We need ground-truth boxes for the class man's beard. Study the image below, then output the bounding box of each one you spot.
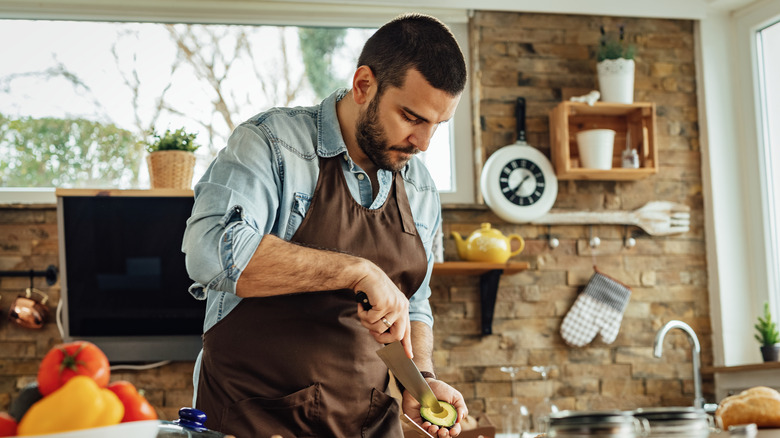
[355,95,417,172]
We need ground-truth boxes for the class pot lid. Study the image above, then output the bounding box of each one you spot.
[550,410,634,426]
[632,407,708,421]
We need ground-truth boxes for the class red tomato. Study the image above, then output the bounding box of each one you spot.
[37,341,110,396]
[0,412,17,437]
[107,381,158,422]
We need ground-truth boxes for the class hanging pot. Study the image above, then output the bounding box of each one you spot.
[597,58,635,104]
[9,288,50,329]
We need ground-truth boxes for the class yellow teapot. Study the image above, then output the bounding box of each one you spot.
[451,223,525,263]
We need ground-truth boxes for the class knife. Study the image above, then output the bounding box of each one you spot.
[376,341,444,414]
[354,293,444,414]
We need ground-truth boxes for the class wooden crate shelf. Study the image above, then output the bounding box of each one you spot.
[549,101,658,180]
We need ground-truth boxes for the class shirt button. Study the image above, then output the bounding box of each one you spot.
[357,174,365,181]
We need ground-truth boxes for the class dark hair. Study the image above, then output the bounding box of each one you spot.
[357,13,467,97]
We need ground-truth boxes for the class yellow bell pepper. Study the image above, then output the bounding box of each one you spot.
[18,375,124,435]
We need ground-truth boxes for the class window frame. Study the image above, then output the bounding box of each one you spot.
[0,2,474,204]
[700,0,780,367]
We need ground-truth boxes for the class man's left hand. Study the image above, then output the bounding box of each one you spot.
[401,378,468,438]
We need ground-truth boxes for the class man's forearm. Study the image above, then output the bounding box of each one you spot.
[236,234,368,297]
[411,320,435,374]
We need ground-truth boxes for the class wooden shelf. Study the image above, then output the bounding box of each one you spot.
[432,261,530,276]
[432,261,529,335]
[549,101,658,180]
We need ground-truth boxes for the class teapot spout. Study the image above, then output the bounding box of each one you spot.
[451,231,467,260]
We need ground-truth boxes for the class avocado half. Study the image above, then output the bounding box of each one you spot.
[420,401,457,428]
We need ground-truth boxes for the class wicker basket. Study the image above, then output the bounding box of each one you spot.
[146,150,196,189]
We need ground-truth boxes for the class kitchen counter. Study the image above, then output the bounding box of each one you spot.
[711,428,780,437]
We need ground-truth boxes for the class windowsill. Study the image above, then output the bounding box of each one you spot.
[0,188,57,205]
[704,361,780,374]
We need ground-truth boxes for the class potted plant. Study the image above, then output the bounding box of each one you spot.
[755,302,780,362]
[597,25,636,104]
[145,128,200,189]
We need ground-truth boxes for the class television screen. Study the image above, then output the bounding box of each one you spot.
[56,189,205,363]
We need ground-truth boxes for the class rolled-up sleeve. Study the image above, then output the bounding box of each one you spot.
[181,124,280,299]
[407,205,441,328]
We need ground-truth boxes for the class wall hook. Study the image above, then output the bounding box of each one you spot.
[589,225,601,248]
[623,225,637,249]
[547,225,559,249]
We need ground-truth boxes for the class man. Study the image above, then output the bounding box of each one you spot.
[182,13,468,438]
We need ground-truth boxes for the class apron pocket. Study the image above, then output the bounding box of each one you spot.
[219,382,322,438]
[360,388,402,438]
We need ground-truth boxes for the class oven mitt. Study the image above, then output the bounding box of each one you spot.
[560,270,631,347]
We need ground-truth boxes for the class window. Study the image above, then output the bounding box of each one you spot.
[757,19,780,316]
[0,8,473,203]
[708,0,780,366]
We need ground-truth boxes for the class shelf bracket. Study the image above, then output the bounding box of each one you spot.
[479,269,504,335]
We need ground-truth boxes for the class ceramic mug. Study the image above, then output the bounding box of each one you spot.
[577,129,616,169]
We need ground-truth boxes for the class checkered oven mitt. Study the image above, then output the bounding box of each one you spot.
[560,270,632,347]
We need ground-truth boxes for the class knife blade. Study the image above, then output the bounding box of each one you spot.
[376,341,443,413]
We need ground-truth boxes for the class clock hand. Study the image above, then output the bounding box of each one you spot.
[512,175,532,194]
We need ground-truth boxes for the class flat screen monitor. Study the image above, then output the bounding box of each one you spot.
[56,189,205,363]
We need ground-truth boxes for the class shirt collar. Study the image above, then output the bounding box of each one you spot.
[317,88,350,159]
[316,88,410,178]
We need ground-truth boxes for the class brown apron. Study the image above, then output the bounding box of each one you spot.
[196,155,428,438]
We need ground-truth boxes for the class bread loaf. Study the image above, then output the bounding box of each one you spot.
[716,386,780,429]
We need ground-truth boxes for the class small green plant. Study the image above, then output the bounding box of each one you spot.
[145,128,200,153]
[597,25,636,62]
[755,302,780,346]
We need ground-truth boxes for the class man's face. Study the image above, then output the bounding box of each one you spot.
[355,69,461,172]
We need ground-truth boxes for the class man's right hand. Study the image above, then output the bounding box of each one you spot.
[352,261,413,358]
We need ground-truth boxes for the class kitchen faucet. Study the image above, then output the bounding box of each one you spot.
[653,320,705,409]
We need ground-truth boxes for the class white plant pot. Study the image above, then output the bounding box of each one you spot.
[577,129,616,169]
[597,58,635,104]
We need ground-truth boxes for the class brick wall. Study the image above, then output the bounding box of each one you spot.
[0,205,192,420]
[433,11,708,418]
[0,10,709,427]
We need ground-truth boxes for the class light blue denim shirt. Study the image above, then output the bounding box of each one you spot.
[182,88,440,339]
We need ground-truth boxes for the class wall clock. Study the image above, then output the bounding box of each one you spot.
[480,98,558,223]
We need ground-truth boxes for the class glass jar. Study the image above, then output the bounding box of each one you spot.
[632,407,711,437]
[548,410,647,438]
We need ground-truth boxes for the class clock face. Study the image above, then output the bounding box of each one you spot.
[481,144,558,223]
[499,158,546,206]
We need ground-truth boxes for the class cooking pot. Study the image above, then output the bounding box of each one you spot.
[548,410,649,438]
[157,407,232,437]
[632,407,712,437]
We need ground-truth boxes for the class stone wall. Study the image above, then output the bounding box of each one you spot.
[0,10,709,427]
[434,11,708,418]
[0,205,193,420]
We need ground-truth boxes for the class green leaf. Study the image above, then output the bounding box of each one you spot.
[755,302,780,346]
[145,128,200,153]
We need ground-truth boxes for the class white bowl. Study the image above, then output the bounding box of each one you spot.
[17,420,160,438]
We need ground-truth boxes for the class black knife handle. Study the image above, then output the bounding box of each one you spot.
[355,291,372,310]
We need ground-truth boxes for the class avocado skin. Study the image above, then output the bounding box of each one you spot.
[420,400,457,428]
[9,382,43,422]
